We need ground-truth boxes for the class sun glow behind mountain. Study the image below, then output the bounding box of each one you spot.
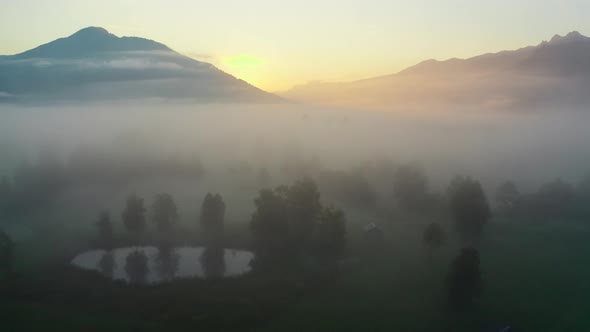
[221,54,267,87]
[2,0,590,92]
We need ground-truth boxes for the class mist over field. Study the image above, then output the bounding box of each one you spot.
[1,102,589,193]
[4,100,590,332]
[2,101,589,258]
[4,5,590,331]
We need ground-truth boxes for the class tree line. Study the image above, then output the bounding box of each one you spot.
[96,192,225,249]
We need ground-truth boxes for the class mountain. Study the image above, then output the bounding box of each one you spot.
[0,27,281,103]
[282,31,590,111]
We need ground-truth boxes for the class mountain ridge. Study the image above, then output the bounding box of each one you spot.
[282,31,590,111]
[351,31,590,81]
[0,27,282,103]
[8,27,173,59]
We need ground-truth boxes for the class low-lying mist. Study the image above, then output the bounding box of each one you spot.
[2,101,590,332]
[1,102,589,189]
[1,101,590,233]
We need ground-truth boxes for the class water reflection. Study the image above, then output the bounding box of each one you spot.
[98,251,115,278]
[155,245,179,281]
[125,250,149,284]
[200,246,226,279]
[72,246,253,284]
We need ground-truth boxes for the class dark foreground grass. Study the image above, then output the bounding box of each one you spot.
[258,217,590,332]
[1,216,589,332]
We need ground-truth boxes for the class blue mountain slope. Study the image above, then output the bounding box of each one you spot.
[0,27,281,103]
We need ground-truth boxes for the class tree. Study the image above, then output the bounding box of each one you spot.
[448,177,490,243]
[201,246,226,279]
[250,188,290,265]
[200,193,225,246]
[96,211,113,249]
[250,178,345,268]
[125,250,149,284]
[0,230,13,275]
[284,178,322,247]
[447,248,483,309]
[423,222,445,258]
[98,251,115,278]
[314,206,347,260]
[152,193,178,233]
[251,178,321,261]
[122,194,146,243]
[495,181,520,211]
[155,245,179,281]
[393,164,430,212]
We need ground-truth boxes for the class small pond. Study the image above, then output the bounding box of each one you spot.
[71,246,254,284]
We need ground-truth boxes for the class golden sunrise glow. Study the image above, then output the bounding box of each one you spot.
[1,0,590,91]
[220,54,267,87]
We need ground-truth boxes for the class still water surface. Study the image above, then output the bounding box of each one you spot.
[71,246,254,283]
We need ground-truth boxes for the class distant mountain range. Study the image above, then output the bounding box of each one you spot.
[0,27,281,103]
[3,28,590,109]
[282,31,590,111]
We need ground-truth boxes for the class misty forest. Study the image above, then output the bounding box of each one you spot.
[2,22,590,332]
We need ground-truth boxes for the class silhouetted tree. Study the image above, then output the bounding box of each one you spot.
[152,193,178,233]
[200,193,225,246]
[393,164,430,212]
[155,245,179,281]
[0,230,13,275]
[122,194,146,243]
[423,222,445,258]
[448,177,490,243]
[98,251,115,278]
[250,188,290,265]
[495,181,520,211]
[125,250,149,284]
[314,206,347,260]
[201,246,226,279]
[285,178,322,247]
[96,211,113,249]
[447,248,483,309]
[251,178,337,267]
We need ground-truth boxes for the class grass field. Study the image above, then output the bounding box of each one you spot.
[2,214,590,332]
[258,216,590,332]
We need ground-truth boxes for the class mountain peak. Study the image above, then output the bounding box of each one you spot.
[70,27,112,38]
[10,26,171,59]
[0,27,281,103]
[548,31,588,44]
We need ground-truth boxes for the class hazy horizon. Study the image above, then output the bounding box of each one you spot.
[2,0,590,91]
[3,4,590,332]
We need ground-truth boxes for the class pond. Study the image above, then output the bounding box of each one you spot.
[71,246,255,284]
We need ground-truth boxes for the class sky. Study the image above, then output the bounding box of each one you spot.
[1,0,590,91]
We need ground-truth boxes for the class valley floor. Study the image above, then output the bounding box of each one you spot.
[2,215,589,332]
